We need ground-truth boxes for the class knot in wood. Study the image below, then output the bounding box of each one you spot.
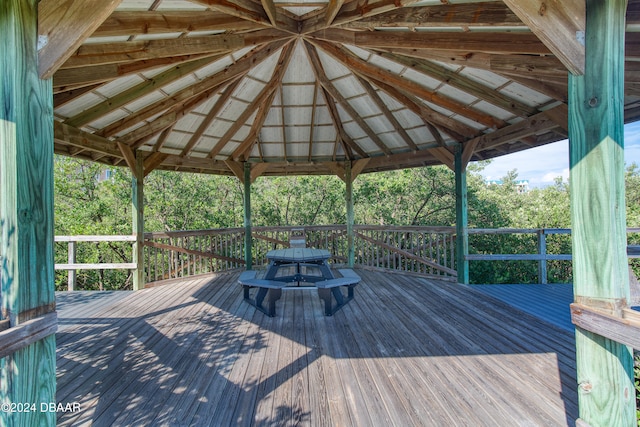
[579,381,592,393]
[538,3,547,16]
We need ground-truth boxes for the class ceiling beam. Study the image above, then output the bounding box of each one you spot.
[53,53,223,89]
[143,152,170,177]
[208,42,295,159]
[305,42,393,156]
[322,89,365,159]
[60,30,288,69]
[181,79,243,157]
[189,0,299,33]
[365,75,476,141]
[325,0,345,25]
[312,39,504,129]
[301,0,424,33]
[65,57,217,128]
[54,121,121,158]
[377,51,539,117]
[502,0,585,75]
[232,89,280,161]
[261,0,278,27]
[354,75,419,151]
[93,11,262,37]
[100,40,287,138]
[342,2,524,29]
[310,28,551,55]
[38,0,122,79]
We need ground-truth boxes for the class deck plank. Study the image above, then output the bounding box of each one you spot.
[56,270,578,426]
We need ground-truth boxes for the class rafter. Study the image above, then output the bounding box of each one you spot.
[301,0,424,33]
[181,79,243,157]
[323,89,362,159]
[93,11,262,37]
[305,42,393,156]
[38,0,122,78]
[310,28,551,55]
[341,2,524,29]
[207,42,295,159]
[65,57,217,127]
[354,75,418,151]
[232,89,280,161]
[100,40,287,138]
[364,75,476,141]
[54,53,224,89]
[61,30,288,69]
[325,0,345,25]
[312,39,504,129]
[189,0,299,33]
[261,0,278,27]
[375,51,539,117]
[503,0,584,75]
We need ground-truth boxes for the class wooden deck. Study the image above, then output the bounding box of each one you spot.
[55,270,578,426]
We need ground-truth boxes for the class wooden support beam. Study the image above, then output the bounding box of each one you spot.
[93,10,262,37]
[455,145,469,284]
[210,42,294,159]
[190,0,298,33]
[132,154,145,291]
[243,162,253,270]
[311,28,552,55]
[325,0,345,25]
[261,0,278,26]
[503,0,585,75]
[341,2,524,29]
[350,158,370,180]
[61,31,286,69]
[37,0,122,78]
[225,160,246,182]
[143,152,169,177]
[568,0,634,424]
[103,40,288,139]
[117,142,138,175]
[1,1,56,423]
[65,57,216,127]
[430,147,455,171]
[345,162,355,267]
[305,42,394,155]
[312,39,504,129]
[250,162,270,182]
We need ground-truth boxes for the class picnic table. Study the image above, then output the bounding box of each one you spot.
[239,248,360,317]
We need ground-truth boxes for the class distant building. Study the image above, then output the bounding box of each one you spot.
[485,179,530,193]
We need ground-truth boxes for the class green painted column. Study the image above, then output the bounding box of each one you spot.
[569,0,634,425]
[345,162,355,268]
[454,146,469,284]
[132,154,145,290]
[244,162,252,270]
[0,0,56,425]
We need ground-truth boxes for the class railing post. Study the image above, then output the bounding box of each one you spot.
[68,241,77,291]
[537,230,547,284]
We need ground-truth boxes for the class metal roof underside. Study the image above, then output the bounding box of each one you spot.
[52,0,640,178]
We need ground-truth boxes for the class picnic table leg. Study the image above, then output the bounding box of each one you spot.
[266,288,282,317]
[318,288,333,316]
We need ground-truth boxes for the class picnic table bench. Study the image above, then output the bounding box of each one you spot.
[238,248,361,316]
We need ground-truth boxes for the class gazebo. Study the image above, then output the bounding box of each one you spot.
[2,0,639,425]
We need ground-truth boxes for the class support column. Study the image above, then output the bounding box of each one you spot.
[0,0,56,424]
[569,0,634,425]
[454,145,469,284]
[345,162,355,268]
[132,153,145,290]
[244,162,252,270]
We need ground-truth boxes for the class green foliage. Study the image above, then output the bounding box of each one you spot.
[53,155,640,289]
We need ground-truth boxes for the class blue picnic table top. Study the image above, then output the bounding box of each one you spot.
[266,248,331,263]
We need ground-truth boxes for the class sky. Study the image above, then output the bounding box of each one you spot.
[476,121,640,187]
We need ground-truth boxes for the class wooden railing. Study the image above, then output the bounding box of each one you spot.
[466,227,640,284]
[142,225,457,284]
[54,227,639,288]
[55,235,137,291]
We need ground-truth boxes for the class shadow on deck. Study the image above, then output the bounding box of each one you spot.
[55,270,577,426]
